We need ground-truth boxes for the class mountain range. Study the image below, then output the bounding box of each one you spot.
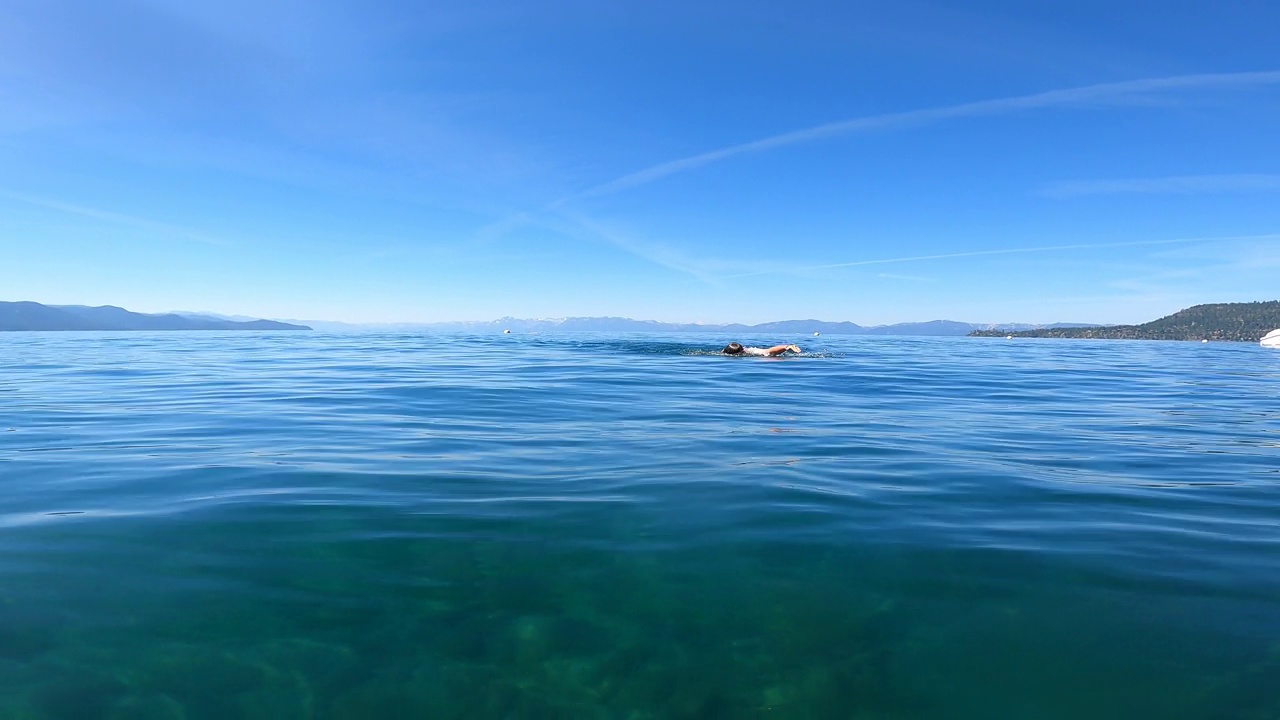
[0,302,310,331]
[2,301,1103,335]
[392,317,1098,336]
[182,313,1097,336]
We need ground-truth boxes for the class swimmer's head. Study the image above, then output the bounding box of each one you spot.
[722,342,744,355]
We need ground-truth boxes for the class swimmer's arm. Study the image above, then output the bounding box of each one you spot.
[762,344,799,356]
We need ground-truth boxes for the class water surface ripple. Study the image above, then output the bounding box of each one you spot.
[1,332,1278,718]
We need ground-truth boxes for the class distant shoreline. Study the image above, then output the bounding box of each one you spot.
[2,300,1096,336]
[0,302,311,332]
[969,301,1280,342]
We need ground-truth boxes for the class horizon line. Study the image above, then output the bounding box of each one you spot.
[0,300,1106,328]
[10,299,1278,330]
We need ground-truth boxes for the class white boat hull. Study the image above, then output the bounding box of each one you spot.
[1262,329,1280,348]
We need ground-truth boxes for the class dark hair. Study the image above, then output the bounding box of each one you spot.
[722,342,744,355]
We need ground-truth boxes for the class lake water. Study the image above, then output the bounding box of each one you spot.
[1,332,1278,719]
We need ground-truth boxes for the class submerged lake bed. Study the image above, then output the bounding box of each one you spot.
[1,332,1278,719]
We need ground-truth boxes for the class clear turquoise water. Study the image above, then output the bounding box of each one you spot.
[1,332,1278,719]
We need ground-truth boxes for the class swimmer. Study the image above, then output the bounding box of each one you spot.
[721,342,801,357]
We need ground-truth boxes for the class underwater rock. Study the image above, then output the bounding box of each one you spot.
[36,670,129,720]
[0,622,56,661]
[325,660,474,718]
[107,693,187,720]
[511,614,555,662]
[253,638,357,690]
[232,669,313,720]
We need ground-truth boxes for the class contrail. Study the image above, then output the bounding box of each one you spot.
[1043,173,1280,198]
[0,189,228,247]
[562,70,1280,203]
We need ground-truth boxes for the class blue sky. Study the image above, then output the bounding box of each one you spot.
[1,0,1277,325]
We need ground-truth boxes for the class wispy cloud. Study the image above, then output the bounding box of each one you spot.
[472,212,535,246]
[725,233,1280,278]
[487,71,1280,283]
[877,272,934,282]
[550,213,721,283]
[545,211,826,283]
[1146,235,1280,270]
[562,70,1280,203]
[1107,268,1206,293]
[1101,237,1280,303]
[1042,174,1280,198]
[0,190,227,247]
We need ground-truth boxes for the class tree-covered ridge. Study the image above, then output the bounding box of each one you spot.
[970,301,1280,342]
